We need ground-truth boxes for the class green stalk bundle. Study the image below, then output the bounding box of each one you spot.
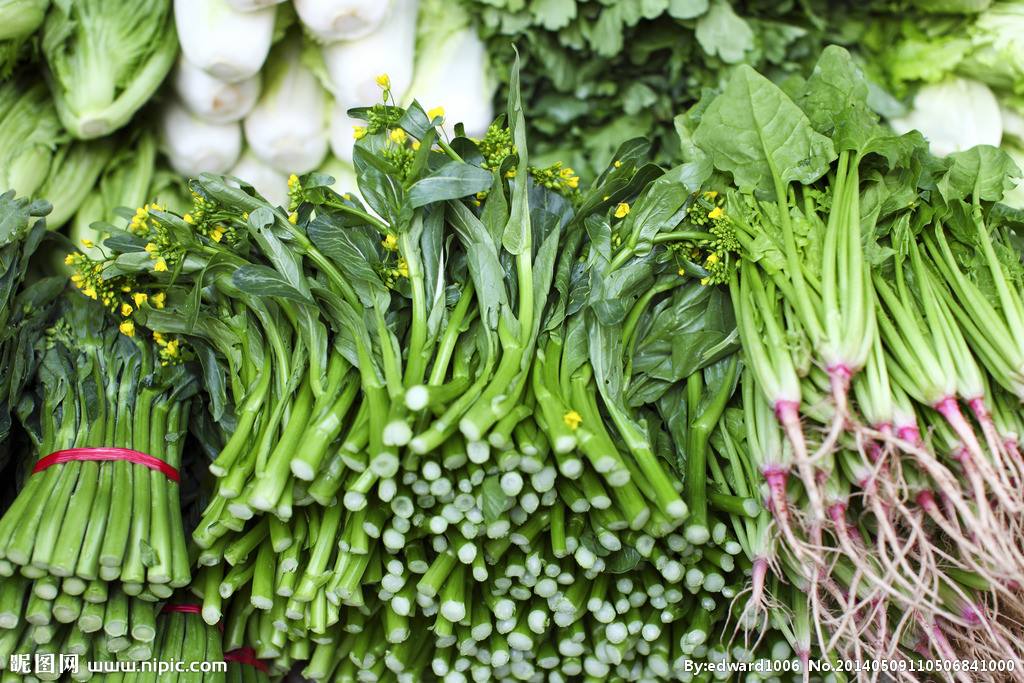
[0,294,198,596]
[66,60,814,679]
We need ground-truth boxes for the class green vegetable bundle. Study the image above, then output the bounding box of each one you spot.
[0,575,161,675]
[63,60,842,679]
[682,44,1024,666]
[0,192,62,468]
[0,294,198,598]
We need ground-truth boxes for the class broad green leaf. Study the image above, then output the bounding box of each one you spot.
[937,145,1021,204]
[798,45,879,153]
[307,215,388,308]
[693,65,836,193]
[694,0,754,65]
[407,161,493,208]
[232,265,314,304]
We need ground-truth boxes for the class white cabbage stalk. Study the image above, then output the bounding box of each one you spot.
[1000,103,1024,143]
[328,100,366,163]
[225,0,285,11]
[161,100,242,175]
[173,57,261,124]
[323,0,418,106]
[294,0,392,43]
[889,78,1002,157]
[230,149,289,207]
[174,0,275,83]
[404,28,494,138]
[244,43,329,174]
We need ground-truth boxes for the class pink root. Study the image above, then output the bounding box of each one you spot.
[774,400,826,535]
[762,465,807,560]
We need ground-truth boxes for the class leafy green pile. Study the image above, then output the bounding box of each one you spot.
[462,0,857,176]
[681,42,1024,665]
[33,60,850,679]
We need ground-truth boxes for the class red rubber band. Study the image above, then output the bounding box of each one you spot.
[161,604,203,615]
[224,648,269,672]
[33,448,179,483]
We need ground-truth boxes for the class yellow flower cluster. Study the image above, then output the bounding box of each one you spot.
[185,190,240,245]
[529,161,580,197]
[563,410,583,430]
[288,174,303,211]
[66,248,170,341]
[686,190,737,286]
[153,331,187,366]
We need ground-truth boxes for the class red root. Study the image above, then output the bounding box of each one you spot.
[762,464,810,564]
[774,399,826,543]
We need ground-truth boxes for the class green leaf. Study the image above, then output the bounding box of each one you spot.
[668,0,708,19]
[694,0,754,65]
[937,145,1021,204]
[502,54,532,256]
[605,545,643,573]
[693,65,836,193]
[407,161,493,208]
[798,45,880,153]
[232,265,314,304]
[307,215,389,308]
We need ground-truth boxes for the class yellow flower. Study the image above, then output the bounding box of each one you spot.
[164,339,179,357]
[288,174,299,189]
[603,195,610,201]
[700,277,710,286]
[210,226,225,242]
[120,303,133,317]
[703,190,718,200]
[567,176,579,189]
[614,160,622,168]
[133,293,148,307]
[288,212,298,224]
[382,234,398,251]
[427,106,445,121]
[64,254,75,265]
[614,202,630,219]
[708,206,725,220]
[119,320,135,337]
[153,331,165,344]
[82,287,97,300]
[353,126,367,140]
[563,410,583,430]
[183,213,194,224]
[389,128,407,144]
[81,239,94,249]
[144,242,158,254]
[396,258,409,278]
[678,268,686,277]
[153,258,168,272]
[705,252,719,266]
[376,73,391,89]
[151,292,166,309]
[411,140,421,151]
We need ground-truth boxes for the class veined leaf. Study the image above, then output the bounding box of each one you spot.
[408,161,493,208]
[693,65,836,193]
